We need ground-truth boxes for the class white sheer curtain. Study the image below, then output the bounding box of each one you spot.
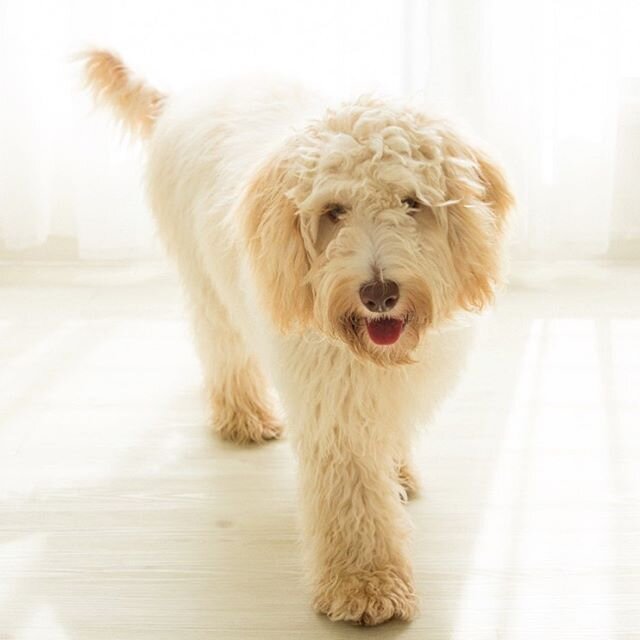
[1,0,639,260]
[410,0,640,259]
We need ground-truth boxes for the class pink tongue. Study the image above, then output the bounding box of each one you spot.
[366,318,404,346]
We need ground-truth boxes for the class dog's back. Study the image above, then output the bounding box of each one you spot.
[84,50,319,268]
[146,78,321,270]
[82,49,321,320]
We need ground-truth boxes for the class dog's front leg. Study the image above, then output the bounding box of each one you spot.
[298,418,418,626]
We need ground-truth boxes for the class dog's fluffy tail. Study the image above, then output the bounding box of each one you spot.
[79,49,165,138]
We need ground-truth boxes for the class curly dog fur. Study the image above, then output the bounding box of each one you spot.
[82,49,513,626]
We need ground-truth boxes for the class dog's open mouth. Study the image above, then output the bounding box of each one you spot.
[365,317,405,346]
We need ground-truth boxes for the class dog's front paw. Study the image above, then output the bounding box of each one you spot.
[213,403,283,444]
[313,568,417,626]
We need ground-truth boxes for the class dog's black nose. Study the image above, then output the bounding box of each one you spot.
[359,280,399,313]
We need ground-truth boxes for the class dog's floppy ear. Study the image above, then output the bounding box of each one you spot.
[473,148,514,230]
[439,126,515,311]
[242,150,313,333]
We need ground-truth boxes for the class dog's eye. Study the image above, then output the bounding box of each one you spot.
[401,196,421,213]
[324,203,346,223]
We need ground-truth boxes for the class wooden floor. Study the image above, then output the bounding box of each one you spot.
[1,261,639,639]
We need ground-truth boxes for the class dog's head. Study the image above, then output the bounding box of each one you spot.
[243,97,513,366]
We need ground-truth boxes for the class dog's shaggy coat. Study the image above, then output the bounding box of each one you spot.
[82,50,513,626]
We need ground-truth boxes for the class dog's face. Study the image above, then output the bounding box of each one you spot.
[244,98,513,366]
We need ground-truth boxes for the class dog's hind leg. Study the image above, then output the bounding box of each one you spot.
[189,284,282,445]
[397,456,420,502]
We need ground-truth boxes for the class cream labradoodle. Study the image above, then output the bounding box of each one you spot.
[82,50,513,626]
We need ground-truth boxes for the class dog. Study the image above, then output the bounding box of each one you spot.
[82,49,513,626]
